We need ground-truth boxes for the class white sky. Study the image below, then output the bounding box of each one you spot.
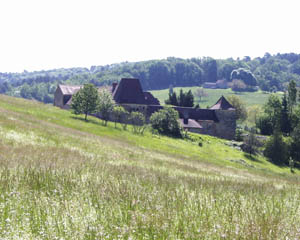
[0,0,300,73]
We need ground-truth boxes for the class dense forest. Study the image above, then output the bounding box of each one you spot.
[1,52,300,103]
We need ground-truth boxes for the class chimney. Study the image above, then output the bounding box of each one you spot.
[183,118,189,125]
[112,82,118,93]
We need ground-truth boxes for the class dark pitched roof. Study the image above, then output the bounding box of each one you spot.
[146,105,219,122]
[113,78,146,104]
[210,96,234,110]
[179,119,203,129]
[144,92,160,105]
[174,107,219,122]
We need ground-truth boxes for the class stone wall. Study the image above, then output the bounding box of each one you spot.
[54,88,64,108]
[214,109,236,140]
[198,120,217,136]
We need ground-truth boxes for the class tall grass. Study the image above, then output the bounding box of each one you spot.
[0,94,300,239]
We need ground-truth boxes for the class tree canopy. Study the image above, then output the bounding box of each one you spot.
[71,84,100,121]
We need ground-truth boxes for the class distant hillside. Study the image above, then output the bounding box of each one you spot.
[0,94,300,238]
[1,52,300,103]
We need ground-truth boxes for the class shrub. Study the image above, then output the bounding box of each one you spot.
[263,129,289,165]
[150,107,182,138]
[130,111,146,134]
[112,106,126,128]
[256,115,273,135]
[242,128,259,156]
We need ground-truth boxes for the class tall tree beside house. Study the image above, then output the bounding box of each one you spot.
[256,94,282,135]
[287,80,297,112]
[98,88,115,126]
[165,92,178,106]
[178,89,194,107]
[165,89,194,107]
[71,84,99,121]
[178,89,185,107]
[184,90,194,107]
[264,94,282,127]
[281,93,292,135]
[264,127,289,165]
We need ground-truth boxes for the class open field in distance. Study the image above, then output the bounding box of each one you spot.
[151,87,283,108]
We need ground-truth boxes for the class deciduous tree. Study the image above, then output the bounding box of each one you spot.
[98,88,115,126]
[150,107,182,137]
[227,95,247,122]
[71,84,99,121]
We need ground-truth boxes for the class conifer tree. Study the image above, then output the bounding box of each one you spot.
[288,80,297,112]
[264,127,289,165]
[281,93,292,134]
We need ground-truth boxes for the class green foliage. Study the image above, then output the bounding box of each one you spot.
[130,111,146,134]
[264,94,282,126]
[264,129,289,165]
[280,93,292,134]
[165,89,194,107]
[256,94,282,135]
[71,84,99,121]
[0,81,11,93]
[235,127,243,141]
[98,88,115,125]
[290,124,300,165]
[287,80,297,111]
[231,79,247,92]
[165,92,178,105]
[20,83,32,99]
[256,114,273,135]
[231,68,257,86]
[150,107,182,138]
[227,95,247,122]
[202,57,217,82]
[112,106,126,128]
[243,128,259,156]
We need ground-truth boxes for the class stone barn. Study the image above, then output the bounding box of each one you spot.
[54,85,82,109]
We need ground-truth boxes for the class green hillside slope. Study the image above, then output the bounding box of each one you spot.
[0,95,299,239]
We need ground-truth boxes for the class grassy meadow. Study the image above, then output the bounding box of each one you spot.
[0,94,300,239]
[151,87,283,108]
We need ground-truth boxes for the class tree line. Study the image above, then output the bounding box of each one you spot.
[239,80,300,168]
[1,52,300,103]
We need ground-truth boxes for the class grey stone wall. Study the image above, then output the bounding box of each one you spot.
[198,120,217,136]
[214,109,236,140]
[54,88,64,108]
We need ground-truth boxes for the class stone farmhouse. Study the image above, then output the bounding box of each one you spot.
[54,78,236,139]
